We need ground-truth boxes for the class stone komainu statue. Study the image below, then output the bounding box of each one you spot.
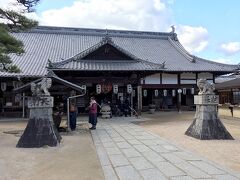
[31,78,52,96]
[197,79,215,95]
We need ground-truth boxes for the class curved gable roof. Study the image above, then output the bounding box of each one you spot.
[0,26,238,77]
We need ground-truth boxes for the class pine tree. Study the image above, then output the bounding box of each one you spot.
[0,0,40,73]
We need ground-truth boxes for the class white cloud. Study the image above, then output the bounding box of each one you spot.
[176,25,209,53]
[219,42,240,56]
[2,0,210,56]
[29,0,210,55]
[0,0,25,12]
[35,0,172,32]
[211,58,237,65]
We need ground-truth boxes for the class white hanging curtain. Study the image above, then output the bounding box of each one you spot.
[1,82,7,91]
[191,88,195,95]
[183,88,186,95]
[154,90,158,97]
[113,84,118,94]
[172,89,176,97]
[96,84,101,94]
[143,89,147,97]
[127,84,132,94]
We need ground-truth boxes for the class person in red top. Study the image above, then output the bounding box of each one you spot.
[88,97,98,130]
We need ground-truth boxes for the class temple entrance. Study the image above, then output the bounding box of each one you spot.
[84,83,138,117]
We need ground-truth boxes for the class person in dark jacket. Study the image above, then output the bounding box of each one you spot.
[117,96,124,116]
[69,103,77,131]
[123,97,130,117]
[88,97,98,130]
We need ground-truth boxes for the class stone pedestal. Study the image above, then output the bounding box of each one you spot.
[17,96,61,148]
[101,105,112,118]
[185,94,233,140]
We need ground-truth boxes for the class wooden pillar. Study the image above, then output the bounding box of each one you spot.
[137,85,142,113]
[196,73,199,83]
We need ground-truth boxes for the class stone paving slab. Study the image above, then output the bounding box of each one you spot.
[140,168,167,180]
[214,174,239,180]
[170,176,194,180]
[115,165,142,180]
[153,161,186,177]
[175,161,212,179]
[133,144,151,152]
[129,156,154,170]
[122,148,142,158]
[116,142,132,149]
[95,145,111,166]
[142,150,166,163]
[102,165,118,180]
[108,154,130,167]
[189,161,226,175]
[102,141,116,148]
[127,139,142,145]
[105,147,122,155]
[91,118,240,180]
[161,153,185,164]
[149,145,170,153]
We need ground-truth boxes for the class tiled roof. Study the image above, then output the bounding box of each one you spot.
[1,26,238,77]
[215,78,240,90]
[53,60,164,71]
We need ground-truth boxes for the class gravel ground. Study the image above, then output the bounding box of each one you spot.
[0,120,104,180]
[138,111,240,173]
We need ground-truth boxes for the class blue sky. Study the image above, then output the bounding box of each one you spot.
[9,0,240,64]
[171,0,240,63]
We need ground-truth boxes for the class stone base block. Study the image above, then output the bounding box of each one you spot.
[185,117,234,140]
[233,107,240,118]
[218,106,232,117]
[16,117,62,148]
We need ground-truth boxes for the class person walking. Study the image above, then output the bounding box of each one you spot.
[69,103,77,131]
[88,97,98,130]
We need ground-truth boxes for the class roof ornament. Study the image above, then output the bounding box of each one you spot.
[170,25,178,41]
[192,55,196,63]
[162,61,166,68]
[31,78,52,97]
[47,59,53,68]
[238,63,240,70]
[46,69,57,78]
[102,28,113,44]
[171,25,175,33]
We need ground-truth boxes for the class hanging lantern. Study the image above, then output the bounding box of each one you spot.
[143,89,147,97]
[132,90,136,97]
[177,89,182,94]
[154,90,158,97]
[183,88,186,95]
[113,84,118,94]
[191,88,195,95]
[163,89,167,97]
[1,82,6,91]
[172,89,176,97]
[127,84,132,94]
[96,84,101,94]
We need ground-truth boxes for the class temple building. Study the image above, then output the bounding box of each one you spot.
[0,26,238,117]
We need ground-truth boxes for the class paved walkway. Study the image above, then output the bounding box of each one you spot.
[91,117,240,180]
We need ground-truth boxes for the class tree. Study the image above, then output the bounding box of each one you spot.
[0,0,39,73]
